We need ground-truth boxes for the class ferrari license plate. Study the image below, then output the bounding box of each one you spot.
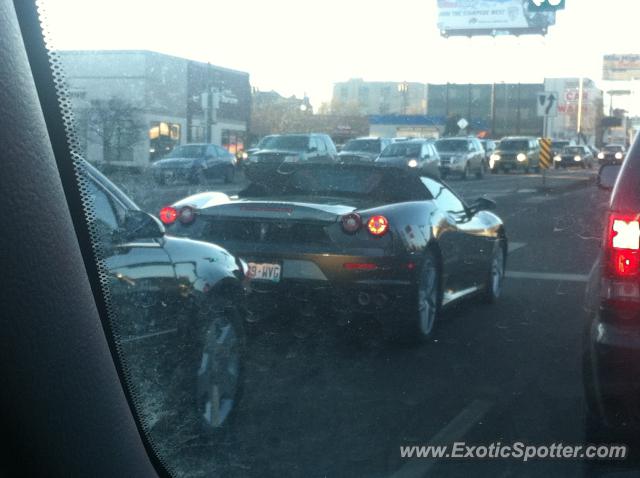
[247,262,281,282]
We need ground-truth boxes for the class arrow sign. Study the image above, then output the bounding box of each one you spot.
[537,92,558,117]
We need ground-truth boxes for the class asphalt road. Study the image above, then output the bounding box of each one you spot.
[112,167,640,477]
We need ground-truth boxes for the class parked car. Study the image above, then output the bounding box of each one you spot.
[553,145,595,169]
[597,144,627,165]
[375,139,440,177]
[82,159,247,436]
[158,163,507,342]
[434,137,486,179]
[151,143,238,185]
[584,135,640,433]
[490,137,541,173]
[246,133,338,175]
[338,137,392,163]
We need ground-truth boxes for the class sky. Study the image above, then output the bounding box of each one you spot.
[40,0,640,110]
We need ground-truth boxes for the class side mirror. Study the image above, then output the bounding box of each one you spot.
[597,164,622,191]
[115,210,165,242]
[470,197,496,214]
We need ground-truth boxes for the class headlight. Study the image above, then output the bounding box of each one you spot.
[517,153,527,162]
[554,155,562,162]
[242,152,249,160]
[407,159,418,168]
[574,155,582,162]
[616,152,624,160]
[283,155,299,163]
[149,148,156,153]
[490,154,500,162]
[598,152,605,160]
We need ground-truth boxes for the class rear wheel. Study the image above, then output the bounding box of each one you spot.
[482,241,506,303]
[391,251,440,343]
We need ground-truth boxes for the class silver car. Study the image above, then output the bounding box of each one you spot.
[375,139,441,178]
[435,137,487,180]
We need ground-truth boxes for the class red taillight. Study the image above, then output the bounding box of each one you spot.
[159,206,178,225]
[178,206,196,224]
[606,213,640,277]
[341,213,362,234]
[343,263,378,271]
[367,215,389,236]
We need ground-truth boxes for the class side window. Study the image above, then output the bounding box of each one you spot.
[86,177,121,235]
[324,136,336,154]
[421,177,466,215]
[309,137,318,152]
[316,136,327,153]
[421,144,430,158]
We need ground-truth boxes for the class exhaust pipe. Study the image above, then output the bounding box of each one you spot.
[357,292,371,306]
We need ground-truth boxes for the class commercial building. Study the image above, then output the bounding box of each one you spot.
[59,50,251,168]
[543,78,603,146]
[332,79,427,116]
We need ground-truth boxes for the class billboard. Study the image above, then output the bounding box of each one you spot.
[437,0,556,37]
[603,54,640,81]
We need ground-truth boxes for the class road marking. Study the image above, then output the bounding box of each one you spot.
[120,328,178,344]
[508,242,526,253]
[506,271,589,283]
[391,400,493,478]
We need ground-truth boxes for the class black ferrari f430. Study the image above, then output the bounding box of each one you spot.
[160,164,507,341]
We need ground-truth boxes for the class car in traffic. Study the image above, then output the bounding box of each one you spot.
[553,145,595,169]
[246,133,338,174]
[489,137,541,173]
[338,137,392,163]
[151,143,238,185]
[551,139,575,156]
[434,137,486,179]
[158,163,507,342]
[83,159,247,436]
[597,144,626,165]
[375,139,441,177]
[584,135,640,433]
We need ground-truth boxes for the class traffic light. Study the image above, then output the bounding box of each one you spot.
[526,0,565,12]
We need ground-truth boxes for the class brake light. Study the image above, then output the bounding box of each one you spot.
[367,215,389,236]
[606,213,640,277]
[159,206,178,225]
[341,213,362,234]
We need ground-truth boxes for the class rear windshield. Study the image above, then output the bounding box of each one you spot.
[260,136,309,151]
[167,145,206,158]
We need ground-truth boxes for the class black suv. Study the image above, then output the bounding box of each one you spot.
[490,137,541,174]
[151,143,238,185]
[584,137,640,432]
[247,133,338,169]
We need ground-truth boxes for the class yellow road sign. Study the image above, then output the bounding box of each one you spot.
[539,138,552,170]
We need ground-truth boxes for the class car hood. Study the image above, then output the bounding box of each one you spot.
[153,157,199,168]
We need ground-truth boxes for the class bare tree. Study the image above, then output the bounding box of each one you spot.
[87,98,146,164]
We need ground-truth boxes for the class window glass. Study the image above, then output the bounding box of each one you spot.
[421,177,466,214]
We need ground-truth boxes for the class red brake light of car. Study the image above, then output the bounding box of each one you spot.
[178,206,196,224]
[367,215,389,236]
[341,213,362,234]
[606,213,640,276]
[159,206,178,225]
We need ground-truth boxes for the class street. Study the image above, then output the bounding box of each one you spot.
[116,168,640,478]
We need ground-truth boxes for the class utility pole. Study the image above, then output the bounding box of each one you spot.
[490,82,496,138]
[516,83,521,135]
[577,77,584,143]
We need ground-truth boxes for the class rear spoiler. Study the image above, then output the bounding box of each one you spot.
[172,191,231,209]
[197,200,355,223]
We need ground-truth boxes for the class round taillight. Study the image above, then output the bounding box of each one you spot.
[159,206,178,225]
[341,213,362,234]
[367,215,389,236]
[178,206,196,224]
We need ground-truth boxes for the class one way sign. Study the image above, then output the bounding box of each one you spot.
[537,92,558,117]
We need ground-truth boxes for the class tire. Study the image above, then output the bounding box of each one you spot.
[224,165,236,184]
[475,161,485,179]
[391,250,440,343]
[171,301,245,438]
[461,163,470,180]
[482,241,506,304]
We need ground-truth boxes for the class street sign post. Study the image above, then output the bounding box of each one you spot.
[538,92,558,139]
